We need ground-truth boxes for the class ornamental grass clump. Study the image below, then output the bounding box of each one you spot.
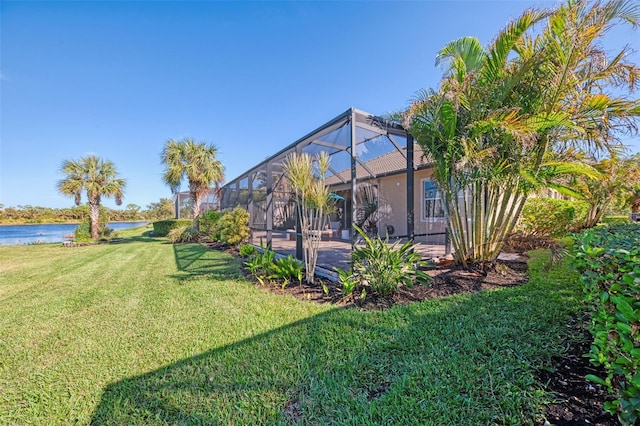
[573,224,640,425]
[167,225,201,243]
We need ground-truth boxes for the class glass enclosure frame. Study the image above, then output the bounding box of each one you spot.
[219,107,451,263]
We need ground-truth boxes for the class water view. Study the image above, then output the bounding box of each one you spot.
[0,222,149,245]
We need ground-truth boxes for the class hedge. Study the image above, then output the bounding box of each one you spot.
[152,219,193,237]
[573,224,640,425]
[601,216,631,226]
[516,198,588,237]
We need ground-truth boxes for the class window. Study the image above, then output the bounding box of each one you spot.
[423,180,444,220]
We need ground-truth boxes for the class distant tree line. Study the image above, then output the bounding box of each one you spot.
[0,198,175,224]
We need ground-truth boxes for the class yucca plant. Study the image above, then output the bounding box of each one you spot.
[282,152,333,284]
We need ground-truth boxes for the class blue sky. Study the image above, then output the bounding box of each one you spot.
[1,1,638,210]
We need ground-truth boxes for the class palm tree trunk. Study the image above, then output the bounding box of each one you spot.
[89,200,100,240]
[191,192,202,231]
[585,203,604,228]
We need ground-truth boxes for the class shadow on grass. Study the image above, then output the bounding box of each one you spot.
[108,231,166,244]
[90,257,582,425]
[171,243,242,281]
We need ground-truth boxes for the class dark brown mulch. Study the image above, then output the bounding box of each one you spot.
[208,243,616,425]
[230,256,530,309]
[536,317,619,426]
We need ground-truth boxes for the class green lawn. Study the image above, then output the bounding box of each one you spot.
[0,229,583,425]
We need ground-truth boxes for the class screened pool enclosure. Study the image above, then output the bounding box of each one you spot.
[219,108,451,271]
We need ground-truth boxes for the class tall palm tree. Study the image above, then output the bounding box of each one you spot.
[161,138,225,230]
[57,156,126,240]
[403,0,639,267]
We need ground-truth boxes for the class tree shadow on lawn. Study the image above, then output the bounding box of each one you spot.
[108,231,166,244]
[171,243,243,281]
[90,274,582,425]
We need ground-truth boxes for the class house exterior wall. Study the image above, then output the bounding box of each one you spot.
[375,168,446,244]
[377,173,410,237]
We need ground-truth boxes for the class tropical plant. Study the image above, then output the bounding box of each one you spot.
[244,244,276,285]
[282,151,334,284]
[573,224,640,424]
[218,207,250,247]
[569,154,640,227]
[161,138,225,231]
[57,155,126,240]
[167,225,201,243]
[336,225,431,298]
[402,0,639,268]
[336,268,359,298]
[270,255,304,288]
[239,244,257,258]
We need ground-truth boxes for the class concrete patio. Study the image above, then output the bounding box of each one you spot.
[250,230,447,273]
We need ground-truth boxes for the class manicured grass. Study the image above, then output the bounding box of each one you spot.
[0,231,582,425]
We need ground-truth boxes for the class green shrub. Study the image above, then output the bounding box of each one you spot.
[572,224,640,425]
[239,244,257,258]
[219,207,250,247]
[601,216,631,226]
[74,218,112,242]
[152,219,192,237]
[74,219,92,242]
[167,226,201,243]
[336,225,431,298]
[570,200,589,231]
[199,210,223,240]
[516,198,587,237]
[270,255,303,287]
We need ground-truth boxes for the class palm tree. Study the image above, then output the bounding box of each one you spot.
[403,0,639,268]
[57,156,126,240]
[161,138,225,230]
[566,153,640,227]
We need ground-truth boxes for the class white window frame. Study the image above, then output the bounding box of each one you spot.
[421,179,445,222]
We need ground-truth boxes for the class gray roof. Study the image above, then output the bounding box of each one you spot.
[324,144,432,186]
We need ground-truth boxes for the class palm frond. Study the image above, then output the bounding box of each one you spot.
[436,36,486,82]
[483,8,549,83]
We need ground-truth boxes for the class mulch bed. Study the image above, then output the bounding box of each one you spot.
[536,317,619,426]
[209,242,617,424]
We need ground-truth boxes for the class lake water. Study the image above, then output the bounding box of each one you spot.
[0,222,149,245]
